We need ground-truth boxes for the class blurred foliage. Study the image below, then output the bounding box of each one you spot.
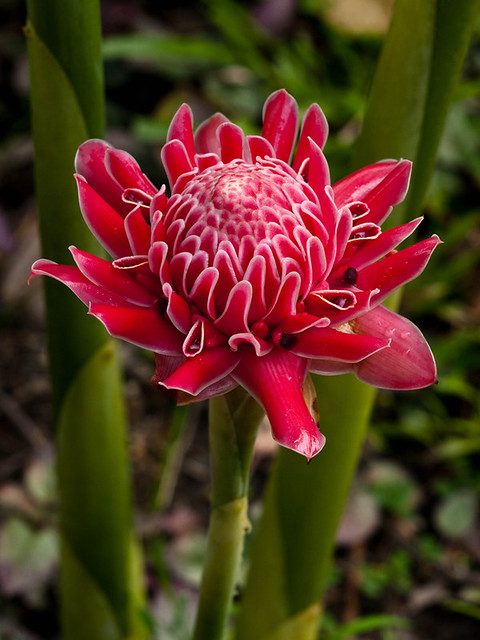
[1,0,480,637]
[101,0,384,182]
[361,550,413,599]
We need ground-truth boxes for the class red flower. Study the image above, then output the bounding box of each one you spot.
[31,90,440,460]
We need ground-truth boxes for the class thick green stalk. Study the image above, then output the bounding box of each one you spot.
[26,2,143,638]
[234,2,479,639]
[192,390,264,640]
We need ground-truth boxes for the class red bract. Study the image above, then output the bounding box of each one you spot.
[31,90,440,460]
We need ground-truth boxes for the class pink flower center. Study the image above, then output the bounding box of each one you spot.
[164,159,312,269]
[155,157,330,344]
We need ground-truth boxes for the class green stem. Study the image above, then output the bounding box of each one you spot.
[153,404,192,512]
[192,390,264,640]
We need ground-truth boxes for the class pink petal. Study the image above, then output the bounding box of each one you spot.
[70,247,157,306]
[183,318,227,357]
[75,140,127,214]
[122,188,153,208]
[333,160,412,225]
[292,103,329,172]
[189,267,219,319]
[303,236,328,293]
[309,360,353,376]
[194,113,230,155]
[277,326,388,361]
[315,290,376,327]
[215,280,252,335]
[163,282,193,333]
[167,103,196,164]
[161,346,240,395]
[152,353,187,386]
[275,312,330,335]
[246,135,275,161]
[105,148,157,197]
[212,249,241,308]
[150,187,168,220]
[233,348,325,460]
[218,122,246,163]
[30,259,136,307]
[124,207,152,255]
[196,152,222,172]
[333,217,423,274]
[306,139,331,202]
[161,139,195,191]
[306,289,357,313]
[332,205,355,264]
[182,376,237,403]
[261,89,299,163]
[75,175,132,258]
[228,332,273,357]
[352,306,437,389]
[262,271,301,327]
[356,235,441,304]
[75,140,156,216]
[243,255,268,320]
[362,160,412,225]
[89,304,184,354]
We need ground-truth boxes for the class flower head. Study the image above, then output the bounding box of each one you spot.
[31,90,440,460]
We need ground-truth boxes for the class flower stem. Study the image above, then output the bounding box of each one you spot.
[192,389,264,640]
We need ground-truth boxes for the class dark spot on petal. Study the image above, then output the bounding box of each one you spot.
[342,267,358,285]
[331,296,349,308]
[279,333,298,350]
[349,202,368,218]
[351,230,366,240]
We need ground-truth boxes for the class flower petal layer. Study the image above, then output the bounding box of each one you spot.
[89,304,184,354]
[233,348,325,460]
[352,306,437,389]
[160,346,240,396]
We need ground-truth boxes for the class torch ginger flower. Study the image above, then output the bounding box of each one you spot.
[31,90,440,460]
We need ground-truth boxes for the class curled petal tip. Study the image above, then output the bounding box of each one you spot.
[74,138,111,173]
[292,429,326,462]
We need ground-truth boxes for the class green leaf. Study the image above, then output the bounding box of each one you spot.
[354,0,480,227]
[434,489,478,539]
[57,342,132,635]
[0,518,58,598]
[25,19,106,407]
[60,535,123,640]
[26,0,104,137]
[263,603,321,640]
[103,34,235,78]
[327,614,409,640]
[25,19,90,263]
